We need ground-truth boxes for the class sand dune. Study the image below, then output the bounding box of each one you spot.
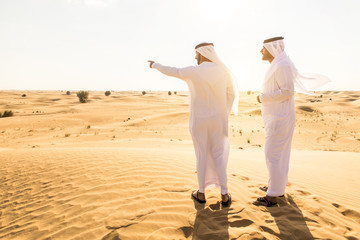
[0,90,360,239]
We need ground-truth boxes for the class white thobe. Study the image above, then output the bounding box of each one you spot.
[152,62,235,194]
[260,65,296,197]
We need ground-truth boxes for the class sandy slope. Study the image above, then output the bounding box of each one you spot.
[0,90,359,239]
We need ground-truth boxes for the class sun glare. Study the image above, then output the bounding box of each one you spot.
[195,0,238,22]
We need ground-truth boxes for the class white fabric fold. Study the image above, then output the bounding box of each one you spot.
[196,45,239,115]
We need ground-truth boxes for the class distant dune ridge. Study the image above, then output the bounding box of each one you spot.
[0,90,359,239]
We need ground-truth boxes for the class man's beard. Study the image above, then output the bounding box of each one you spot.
[262,54,270,61]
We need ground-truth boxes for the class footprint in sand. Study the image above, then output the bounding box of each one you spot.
[295,189,312,196]
[332,203,360,222]
[231,174,250,182]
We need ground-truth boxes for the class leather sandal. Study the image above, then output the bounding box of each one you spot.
[191,190,206,203]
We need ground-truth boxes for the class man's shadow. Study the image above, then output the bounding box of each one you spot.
[265,195,314,239]
[191,199,230,240]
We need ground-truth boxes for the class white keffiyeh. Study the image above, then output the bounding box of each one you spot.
[263,39,330,95]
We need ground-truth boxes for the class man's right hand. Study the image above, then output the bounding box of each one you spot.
[257,95,262,103]
[147,60,154,68]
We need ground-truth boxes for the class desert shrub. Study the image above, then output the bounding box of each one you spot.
[174,91,177,95]
[142,91,146,95]
[1,110,13,118]
[66,91,71,95]
[105,91,111,96]
[168,91,172,95]
[22,94,26,97]
[76,91,89,103]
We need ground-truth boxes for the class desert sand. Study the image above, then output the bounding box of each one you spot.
[0,90,359,240]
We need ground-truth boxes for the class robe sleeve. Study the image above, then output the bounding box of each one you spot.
[226,79,235,114]
[260,66,294,103]
[152,63,196,81]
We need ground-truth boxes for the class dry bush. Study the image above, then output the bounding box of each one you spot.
[76,91,89,103]
[1,110,13,118]
[105,91,111,96]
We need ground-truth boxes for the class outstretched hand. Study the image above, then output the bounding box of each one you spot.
[148,60,154,68]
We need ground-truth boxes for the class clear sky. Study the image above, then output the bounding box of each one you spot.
[1,0,360,91]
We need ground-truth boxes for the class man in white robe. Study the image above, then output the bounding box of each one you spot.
[254,37,330,207]
[148,42,238,205]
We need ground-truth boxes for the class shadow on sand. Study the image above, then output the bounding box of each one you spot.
[191,198,230,240]
[263,194,314,239]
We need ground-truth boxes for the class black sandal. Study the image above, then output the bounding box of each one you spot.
[259,186,284,197]
[221,193,231,206]
[253,196,277,207]
[192,190,206,203]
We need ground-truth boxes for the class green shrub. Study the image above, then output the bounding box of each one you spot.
[66,91,71,95]
[76,91,89,103]
[105,91,111,96]
[142,91,146,95]
[168,91,172,95]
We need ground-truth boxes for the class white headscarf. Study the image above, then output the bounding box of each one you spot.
[263,39,330,95]
[196,45,239,115]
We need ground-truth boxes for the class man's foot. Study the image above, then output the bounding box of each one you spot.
[259,186,284,197]
[192,190,206,203]
[253,196,277,207]
[221,193,231,206]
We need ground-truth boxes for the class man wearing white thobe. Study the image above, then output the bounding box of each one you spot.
[148,42,238,205]
[254,37,296,207]
[254,36,329,207]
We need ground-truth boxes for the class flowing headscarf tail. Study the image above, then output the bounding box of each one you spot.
[263,39,330,94]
